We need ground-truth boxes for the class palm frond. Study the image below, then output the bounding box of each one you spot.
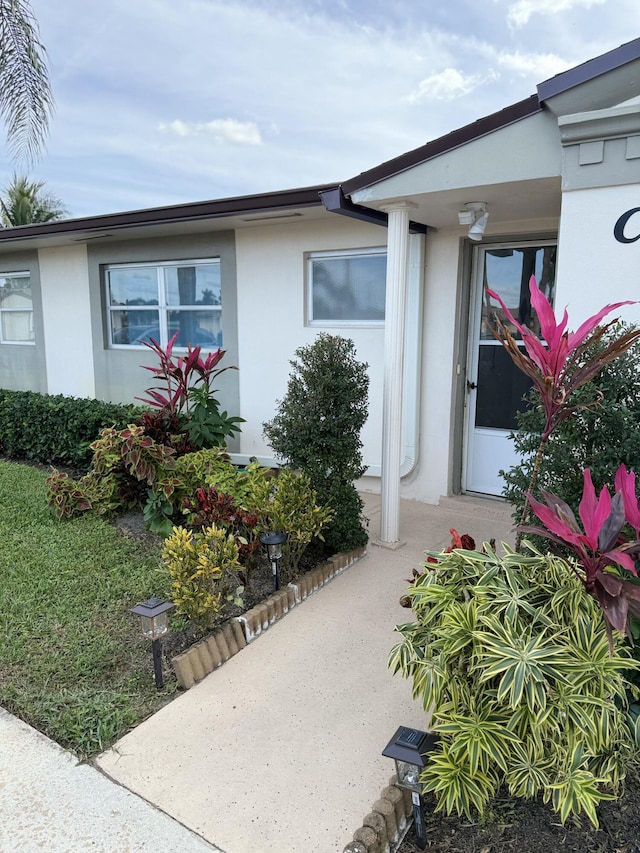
[0,0,53,164]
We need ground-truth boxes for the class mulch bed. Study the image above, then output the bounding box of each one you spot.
[397,776,640,853]
[113,510,333,662]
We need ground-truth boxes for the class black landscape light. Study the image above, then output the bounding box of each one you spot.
[382,726,439,850]
[259,531,287,592]
[131,597,175,689]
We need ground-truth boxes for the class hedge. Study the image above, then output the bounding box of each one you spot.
[0,390,141,470]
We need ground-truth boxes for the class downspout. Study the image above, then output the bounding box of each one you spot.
[318,186,425,481]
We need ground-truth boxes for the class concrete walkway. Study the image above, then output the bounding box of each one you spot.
[0,708,220,852]
[1,494,514,853]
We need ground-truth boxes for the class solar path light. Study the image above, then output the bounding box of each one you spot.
[259,531,287,592]
[131,597,175,689]
[382,726,439,850]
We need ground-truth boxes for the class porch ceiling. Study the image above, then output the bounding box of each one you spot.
[354,176,562,231]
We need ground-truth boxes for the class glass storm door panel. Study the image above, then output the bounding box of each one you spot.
[464,243,556,496]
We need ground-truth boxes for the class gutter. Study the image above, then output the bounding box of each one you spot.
[0,184,337,245]
[319,186,428,235]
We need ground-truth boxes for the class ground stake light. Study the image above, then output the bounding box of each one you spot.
[131,597,175,689]
[382,726,439,850]
[259,531,287,592]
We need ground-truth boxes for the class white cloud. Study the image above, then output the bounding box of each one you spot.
[507,0,607,28]
[406,68,498,103]
[496,50,571,77]
[158,118,262,145]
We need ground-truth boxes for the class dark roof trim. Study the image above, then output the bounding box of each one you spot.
[319,187,428,234]
[0,183,335,244]
[538,37,640,103]
[341,95,541,196]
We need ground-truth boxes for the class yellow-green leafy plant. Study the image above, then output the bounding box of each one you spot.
[161,524,244,628]
[258,469,333,583]
[389,542,640,826]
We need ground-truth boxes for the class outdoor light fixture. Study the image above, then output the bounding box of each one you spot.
[382,726,439,850]
[458,202,490,241]
[259,531,287,592]
[131,597,175,689]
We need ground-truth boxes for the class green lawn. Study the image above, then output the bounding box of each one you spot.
[0,460,176,757]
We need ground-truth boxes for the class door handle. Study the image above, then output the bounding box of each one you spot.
[466,380,477,391]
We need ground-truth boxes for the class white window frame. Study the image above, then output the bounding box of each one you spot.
[0,270,34,346]
[105,258,221,349]
[306,246,387,327]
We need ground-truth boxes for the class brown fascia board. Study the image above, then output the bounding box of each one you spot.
[340,94,541,196]
[537,36,640,103]
[0,183,336,244]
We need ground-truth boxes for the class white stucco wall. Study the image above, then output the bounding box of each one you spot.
[38,244,95,397]
[234,217,387,470]
[401,230,462,504]
[556,185,640,326]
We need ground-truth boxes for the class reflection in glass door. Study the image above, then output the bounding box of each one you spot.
[464,242,556,495]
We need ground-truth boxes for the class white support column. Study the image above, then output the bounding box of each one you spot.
[379,201,416,545]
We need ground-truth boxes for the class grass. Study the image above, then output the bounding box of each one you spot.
[0,460,177,758]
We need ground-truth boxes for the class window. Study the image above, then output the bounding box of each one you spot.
[0,271,34,344]
[106,259,222,348]
[307,248,386,325]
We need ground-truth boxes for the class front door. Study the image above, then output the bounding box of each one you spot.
[463,241,557,496]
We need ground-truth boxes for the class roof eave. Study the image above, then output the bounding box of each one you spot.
[341,94,541,197]
[0,183,334,245]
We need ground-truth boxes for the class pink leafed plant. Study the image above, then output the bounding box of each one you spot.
[487,276,640,543]
[136,332,233,415]
[519,464,640,642]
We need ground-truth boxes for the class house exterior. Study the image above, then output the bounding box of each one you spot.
[0,39,639,544]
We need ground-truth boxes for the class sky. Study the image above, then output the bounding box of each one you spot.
[3,0,639,219]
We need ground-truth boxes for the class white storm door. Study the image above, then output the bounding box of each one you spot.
[464,242,557,496]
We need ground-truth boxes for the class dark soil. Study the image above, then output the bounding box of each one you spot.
[397,774,640,853]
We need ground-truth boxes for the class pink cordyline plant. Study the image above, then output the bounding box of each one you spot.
[487,276,640,544]
[135,332,235,415]
[520,465,640,643]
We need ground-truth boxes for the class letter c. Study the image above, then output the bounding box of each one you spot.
[614,207,640,243]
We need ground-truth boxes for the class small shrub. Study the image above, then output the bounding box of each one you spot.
[390,544,639,826]
[263,334,369,551]
[161,524,244,628]
[46,424,178,519]
[46,469,120,519]
[261,469,333,583]
[182,486,260,569]
[133,409,194,456]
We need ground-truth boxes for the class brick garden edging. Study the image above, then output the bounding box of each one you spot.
[343,774,413,853]
[171,546,367,689]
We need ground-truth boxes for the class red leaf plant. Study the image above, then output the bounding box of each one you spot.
[519,465,640,643]
[487,275,640,543]
[135,332,235,416]
[400,530,483,607]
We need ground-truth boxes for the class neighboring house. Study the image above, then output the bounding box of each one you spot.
[0,39,639,544]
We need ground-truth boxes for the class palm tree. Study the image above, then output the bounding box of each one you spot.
[0,174,67,225]
[0,0,53,164]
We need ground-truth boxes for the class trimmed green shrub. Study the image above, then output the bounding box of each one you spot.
[502,325,640,524]
[390,543,639,826]
[0,389,139,470]
[263,334,369,552]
